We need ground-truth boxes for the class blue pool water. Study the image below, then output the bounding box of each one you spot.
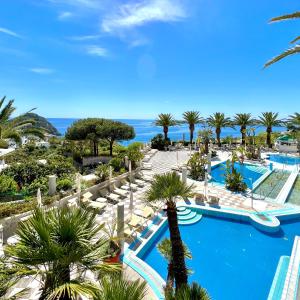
[211,162,267,188]
[139,215,300,300]
[268,154,300,165]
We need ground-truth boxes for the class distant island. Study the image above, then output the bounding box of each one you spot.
[13,113,61,136]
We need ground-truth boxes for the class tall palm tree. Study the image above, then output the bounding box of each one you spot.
[206,113,232,147]
[182,111,204,145]
[287,112,300,131]
[258,112,282,148]
[233,113,255,145]
[5,207,120,300]
[146,172,195,289]
[157,238,192,291]
[265,12,300,67]
[155,113,177,140]
[198,129,213,154]
[0,96,44,144]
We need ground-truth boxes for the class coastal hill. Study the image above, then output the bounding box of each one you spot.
[13,113,60,136]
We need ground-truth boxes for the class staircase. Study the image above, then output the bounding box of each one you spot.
[177,206,202,225]
[247,165,267,175]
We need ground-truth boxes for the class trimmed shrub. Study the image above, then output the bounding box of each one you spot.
[57,178,73,191]
[109,157,124,172]
[0,175,18,194]
[0,139,8,149]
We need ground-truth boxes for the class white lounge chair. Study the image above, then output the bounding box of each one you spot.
[113,188,129,197]
[107,193,121,203]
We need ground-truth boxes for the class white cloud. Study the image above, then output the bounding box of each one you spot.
[30,68,55,75]
[69,35,101,41]
[86,45,108,57]
[129,37,150,48]
[48,0,102,9]
[58,11,74,20]
[102,0,186,34]
[0,27,22,38]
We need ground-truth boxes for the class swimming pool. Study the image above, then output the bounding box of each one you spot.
[210,162,267,188]
[268,154,300,165]
[138,214,300,300]
[287,175,300,205]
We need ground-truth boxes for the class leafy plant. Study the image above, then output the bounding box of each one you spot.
[109,157,124,172]
[26,177,48,194]
[182,111,204,144]
[187,153,207,181]
[0,175,18,194]
[165,282,210,300]
[126,143,144,168]
[151,134,170,150]
[0,139,8,149]
[95,164,110,182]
[155,113,177,140]
[224,156,247,192]
[57,178,73,191]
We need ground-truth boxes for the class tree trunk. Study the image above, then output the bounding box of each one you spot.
[109,140,114,156]
[189,124,194,145]
[166,200,188,290]
[267,127,272,148]
[205,140,209,154]
[241,126,246,145]
[166,262,175,292]
[164,126,169,140]
[216,127,221,147]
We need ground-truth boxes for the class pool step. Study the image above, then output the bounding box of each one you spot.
[247,165,267,174]
[177,206,202,225]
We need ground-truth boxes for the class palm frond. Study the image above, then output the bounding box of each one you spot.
[291,36,300,44]
[270,11,300,23]
[265,45,300,68]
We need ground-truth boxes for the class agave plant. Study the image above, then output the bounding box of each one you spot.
[182,111,204,145]
[155,113,177,140]
[258,112,282,148]
[265,11,300,67]
[145,172,195,289]
[0,96,44,145]
[5,207,120,300]
[206,113,232,147]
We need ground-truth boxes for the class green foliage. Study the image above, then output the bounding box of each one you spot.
[95,164,110,182]
[0,175,18,194]
[187,153,207,181]
[155,113,177,139]
[165,282,210,300]
[0,139,8,149]
[126,143,144,168]
[224,158,247,192]
[151,134,169,150]
[57,178,73,191]
[26,177,48,194]
[109,157,124,172]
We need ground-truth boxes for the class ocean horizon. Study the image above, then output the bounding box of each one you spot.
[47,118,286,145]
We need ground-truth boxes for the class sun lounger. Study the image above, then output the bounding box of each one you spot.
[128,215,145,227]
[134,206,154,218]
[107,193,121,202]
[82,191,93,200]
[194,193,206,203]
[141,162,152,170]
[134,179,146,186]
[95,197,107,203]
[121,183,138,191]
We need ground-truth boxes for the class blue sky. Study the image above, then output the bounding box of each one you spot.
[0,0,299,119]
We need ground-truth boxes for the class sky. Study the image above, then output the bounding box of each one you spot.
[0,0,299,119]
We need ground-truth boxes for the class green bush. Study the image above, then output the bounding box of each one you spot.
[26,177,48,195]
[224,160,247,192]
[109,157,124,172]
[0,175,18,194]
[57,178,73,191]
[0,139,8,149]
[187,153,207,181]
[95,164,110,182]
[126,143,144,168]
[151,134,169,150]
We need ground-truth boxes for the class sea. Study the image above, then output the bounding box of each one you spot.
[47,118,286,145]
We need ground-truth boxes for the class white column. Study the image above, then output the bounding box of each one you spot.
[182,167,187,184]
[207,152,212,174]
[117,203,125,255]
[0,224,3,257]
[129,160,132,183]
[109,166,113,191]
[48,175,56,196]
[124,156,129,169]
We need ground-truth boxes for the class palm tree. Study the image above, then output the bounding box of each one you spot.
[145,172,195,289]
[287,112,300,131]
[265,12,300,67]
[0,96,44,145]
[5,207,120,300]
[258,112,282,148]
[182,111,204,145]
[233,113,255,145]
[155,113,177,140]
[165,282,210,300]
[206,113,232,147]
[157,238,192,291]
[198,129,213,154]
[96,274,147,300]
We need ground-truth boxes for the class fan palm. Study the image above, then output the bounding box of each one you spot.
[233,113,255,145]
[155,113,177,140]
[5,207,120,300]
[206,113,232,147]
[265,12,300,67]
[258,112,282,148]
[0,96,44,145]
[182,111,204,145]
[96,274,147,300]
[165,282,210,300]
[145,172,195,289]
[287,112,300,131]
[157,238,192,291]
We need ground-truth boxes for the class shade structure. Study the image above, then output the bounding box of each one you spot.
[37,188,42,207]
